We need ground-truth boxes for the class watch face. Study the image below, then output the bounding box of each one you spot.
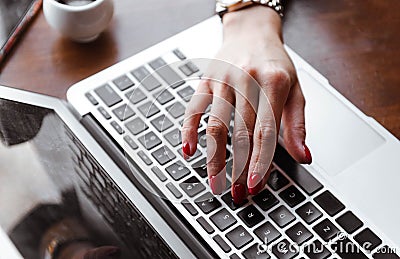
[217,0,243,8]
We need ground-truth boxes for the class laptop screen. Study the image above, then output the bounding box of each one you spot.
[0,98,176,258]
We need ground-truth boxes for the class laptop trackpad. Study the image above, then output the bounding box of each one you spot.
[298,69,385,176]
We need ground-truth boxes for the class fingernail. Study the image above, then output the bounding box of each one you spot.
[210,174,225,195]
[232,183,246,205]
[303,142,312,164]
[248,173,263,195]
[182,142,191,159]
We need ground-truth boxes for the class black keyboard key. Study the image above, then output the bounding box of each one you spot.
[166,102,185,118]
[197,216,214,234]
[164,128,181,147]
[354,228,382,251]
[295,202,322,224]
[138,131,161,150]
[222,192,248,210]
[151,145,175,165]
[85,92,98,105]
[331,238,368,259]
[273,144,323,195]
[125,88,147,104]
[194,192,221,214]
[269,205,295,228]
[226,226,253,249]
[272,239,298,259]
[138,101,160,118]
[95,84,122,107]
[110,121,124,134]
[198,129,207,147]
[210,208,237,231]
[313,218,339,242]
[177,86,195,102]
[254,222,281,245]
[165,161,190,181]
[98,106,111,119]
[179,64,193,76]
[314,190,345,216]
[149,58,185,89]
[166,182,182,199]
[285,222,313,245]
[336,211,363,234]
[253,189,279,211]
[137,150,152,165]
[192,158,207,178]
[213,235,231,253]
[151,166,167,182]
[304,240,331,259]
[178,148,202,162]
[113,75,134,91]
[279,185,306,208]
[237,205,265,228]
[373,246,400,259]
[267,169,289,191]
[131,66,161,91]
[179,176,205,197]
[226,159,233,178]
[154,89,174,105]
[112,104,135,121]
[123,135,138,150]
[243,243,270,259]
[173,49,186,60]
[151,114,173,132]
[181,199,198,216]
[230,253,241,259]
[125,117,148,135]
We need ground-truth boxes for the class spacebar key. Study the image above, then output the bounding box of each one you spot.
[273,144,323,195]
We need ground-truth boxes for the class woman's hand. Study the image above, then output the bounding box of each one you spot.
[181,6,312,204]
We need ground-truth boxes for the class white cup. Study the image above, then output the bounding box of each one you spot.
[43,0,114,42]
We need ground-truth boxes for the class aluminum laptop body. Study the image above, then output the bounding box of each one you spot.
[0,15,399,258]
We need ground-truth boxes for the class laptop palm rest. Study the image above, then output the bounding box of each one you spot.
[299,69,385,176]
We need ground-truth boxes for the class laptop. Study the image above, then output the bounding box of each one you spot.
[0,15,399,259]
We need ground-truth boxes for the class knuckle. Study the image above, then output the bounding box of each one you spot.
[240,63,257,76]
[233,128,253,146]
[262,69,292,90]
[207,119,227,137]
[255,124,276,142]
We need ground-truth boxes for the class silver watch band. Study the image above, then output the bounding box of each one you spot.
[216,0,284,18]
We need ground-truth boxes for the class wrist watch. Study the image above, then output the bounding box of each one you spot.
[216,0,284,18]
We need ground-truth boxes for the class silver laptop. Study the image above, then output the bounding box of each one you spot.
[0,15,399,259]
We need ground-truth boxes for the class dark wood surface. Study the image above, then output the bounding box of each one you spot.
[0,0,399,138]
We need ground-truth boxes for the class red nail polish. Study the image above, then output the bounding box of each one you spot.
[248,173,263,195]
[182,142,191,158]
[232,183,246,205]
[303,143,312,164]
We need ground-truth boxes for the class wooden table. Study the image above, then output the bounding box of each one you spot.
[0,0,399,138]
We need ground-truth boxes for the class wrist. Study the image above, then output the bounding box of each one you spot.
[222,5,283,42]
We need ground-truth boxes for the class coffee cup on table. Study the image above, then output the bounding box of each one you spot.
[43,0,114,42]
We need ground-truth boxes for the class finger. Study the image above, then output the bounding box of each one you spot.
[231,76,259,204]
[247,71,291,194]
[207,82,234,195]
[181,80,212,157]
[282,81,312,164]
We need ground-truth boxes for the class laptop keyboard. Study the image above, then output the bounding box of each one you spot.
[82,49,397,259]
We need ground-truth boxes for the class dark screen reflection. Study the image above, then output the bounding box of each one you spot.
[0,98,176,259]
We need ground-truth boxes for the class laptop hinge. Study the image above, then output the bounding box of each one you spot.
[80,113,218,259]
